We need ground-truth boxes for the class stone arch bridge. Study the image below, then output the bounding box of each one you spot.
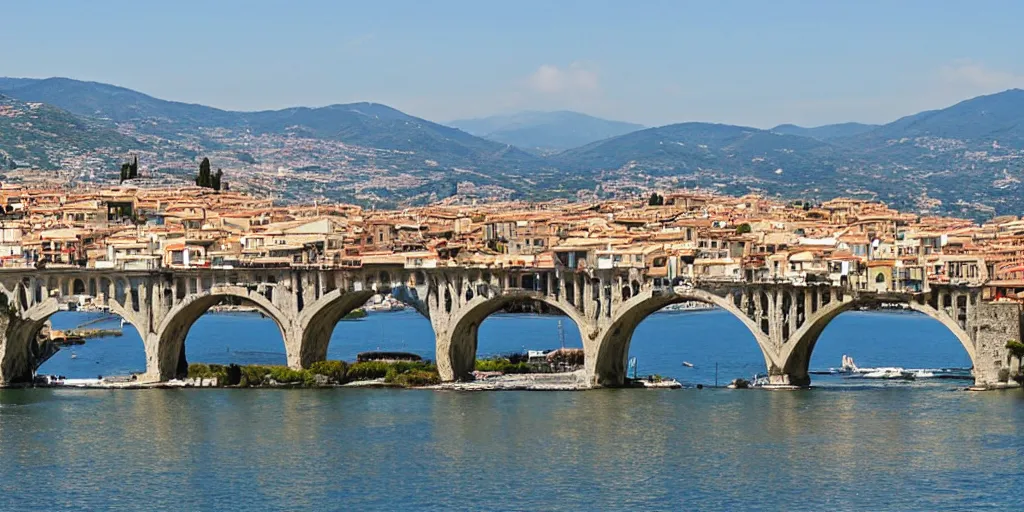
[0,267,1018,388]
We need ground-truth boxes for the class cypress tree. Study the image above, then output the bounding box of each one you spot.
[197,157,211,187]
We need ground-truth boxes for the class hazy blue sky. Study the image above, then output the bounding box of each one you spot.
[3,0,1023,127]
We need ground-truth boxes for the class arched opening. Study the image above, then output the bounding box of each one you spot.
[477,297,584,358]
[71,279,86,296]
[322,292,435,364]
[600,296,766,387]
[805,303,975,387]
[158,289,292,379]
[181,296,289,368]
[298,288,412,364]
[449,295,587,381]
[33,308,146,382]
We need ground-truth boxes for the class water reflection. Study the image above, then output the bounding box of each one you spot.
[0,387,1022,510]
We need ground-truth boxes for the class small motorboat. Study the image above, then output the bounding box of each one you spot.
[682,361,694,368]
[70,352,78,360]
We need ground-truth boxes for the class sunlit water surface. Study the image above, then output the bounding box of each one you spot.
[0,309,1017,510]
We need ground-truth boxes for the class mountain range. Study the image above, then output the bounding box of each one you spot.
[448,111,644,153]
[769,122,878,140]
[1,76,1023,219]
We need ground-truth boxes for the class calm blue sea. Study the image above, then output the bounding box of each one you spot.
[0,309,1015,511]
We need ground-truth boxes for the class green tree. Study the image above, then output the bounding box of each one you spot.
[129,156,138,179]
[647,192,664,206]
[196,157,212,188]
[1006,340,1024,376]
[736,223,752,234]
[119,162,130,183]
[212,169,223,192]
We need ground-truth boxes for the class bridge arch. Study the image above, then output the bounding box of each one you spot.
[592,287,777,387]
[779,294,977,386]
[441,291,591,381]
[295,288,379,368]
[152,286,293,380]
[0,290,62,384]
[0,278,149,384]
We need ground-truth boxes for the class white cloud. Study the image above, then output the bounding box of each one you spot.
[526,62,599,94]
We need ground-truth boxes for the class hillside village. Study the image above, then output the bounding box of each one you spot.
[3,79,1024,220]
[2,184,1023,303]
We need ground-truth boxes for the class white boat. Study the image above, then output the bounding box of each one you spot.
[364,295,407,312]
[682,361,694,368]
[862,367,915,380]
[839,354,859,373]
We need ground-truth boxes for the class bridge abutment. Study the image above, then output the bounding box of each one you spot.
[0,315,46,386]
[968,301,1022,388]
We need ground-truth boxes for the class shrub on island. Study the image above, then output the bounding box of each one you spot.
[185,360,440,388]
[309,360,348,383]
[475,358,533,374]
[386,369,441,387]
[187,363,230,382]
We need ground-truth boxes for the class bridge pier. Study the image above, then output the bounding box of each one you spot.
[433,324,477,382]
[967,300,1022,388]
[0,314,46,386]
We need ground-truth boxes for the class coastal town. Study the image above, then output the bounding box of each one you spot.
[1,182,1022,303]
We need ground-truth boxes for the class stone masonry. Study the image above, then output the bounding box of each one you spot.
[0,266,1019,389]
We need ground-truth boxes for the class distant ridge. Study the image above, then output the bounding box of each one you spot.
[448,111,643,152]
[850,88,1024,146]
[770,122,878,140]
[3,76,1024,218]
[0,77,539,171]
[0,93,143,169]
